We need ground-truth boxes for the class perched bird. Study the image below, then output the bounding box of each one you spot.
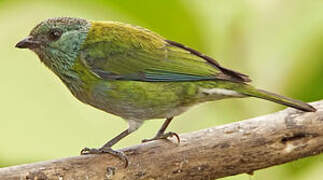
[16,17,316,166]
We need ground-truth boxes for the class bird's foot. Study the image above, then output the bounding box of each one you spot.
[142,131,180,143]
[81,147,128,167]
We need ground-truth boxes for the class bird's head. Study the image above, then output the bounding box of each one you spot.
[16,17,91,72]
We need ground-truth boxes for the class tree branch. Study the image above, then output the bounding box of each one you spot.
[1,100,323,180]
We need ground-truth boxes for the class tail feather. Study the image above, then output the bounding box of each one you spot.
[242,87,316,112]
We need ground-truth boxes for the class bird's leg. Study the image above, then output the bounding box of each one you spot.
[142,117,180,143]
[80,129,130,167]
[81,120,142,167]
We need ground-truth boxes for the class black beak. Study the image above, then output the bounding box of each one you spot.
[15,36,40,49]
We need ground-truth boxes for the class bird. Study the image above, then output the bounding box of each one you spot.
[16,17,316,167]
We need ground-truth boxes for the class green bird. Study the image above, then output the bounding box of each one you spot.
[16,17,316,166]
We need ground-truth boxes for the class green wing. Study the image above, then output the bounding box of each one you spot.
[79,21,250,83]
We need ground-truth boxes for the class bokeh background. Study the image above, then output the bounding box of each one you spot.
[0,0,322,179]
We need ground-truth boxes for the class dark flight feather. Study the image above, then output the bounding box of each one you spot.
[165,40,251,83]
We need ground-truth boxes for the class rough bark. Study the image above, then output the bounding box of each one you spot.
[0,100,322,180]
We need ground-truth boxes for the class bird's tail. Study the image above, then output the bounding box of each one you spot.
[241,86,316,112]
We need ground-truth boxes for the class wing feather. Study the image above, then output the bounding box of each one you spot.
[80,21,251,83]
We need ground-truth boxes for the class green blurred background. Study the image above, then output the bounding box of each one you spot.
[0,0,322,179]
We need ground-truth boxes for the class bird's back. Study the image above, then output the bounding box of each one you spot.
[79,21,250,83]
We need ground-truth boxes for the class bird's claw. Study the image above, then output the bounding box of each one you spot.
[80,147,100,154]
[142,131,180,143]
[81,147,128,167]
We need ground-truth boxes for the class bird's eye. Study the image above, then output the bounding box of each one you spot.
[48,28,63,41]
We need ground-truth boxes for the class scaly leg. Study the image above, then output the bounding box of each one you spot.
[81,120,142,167]
[142,117,180,143]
